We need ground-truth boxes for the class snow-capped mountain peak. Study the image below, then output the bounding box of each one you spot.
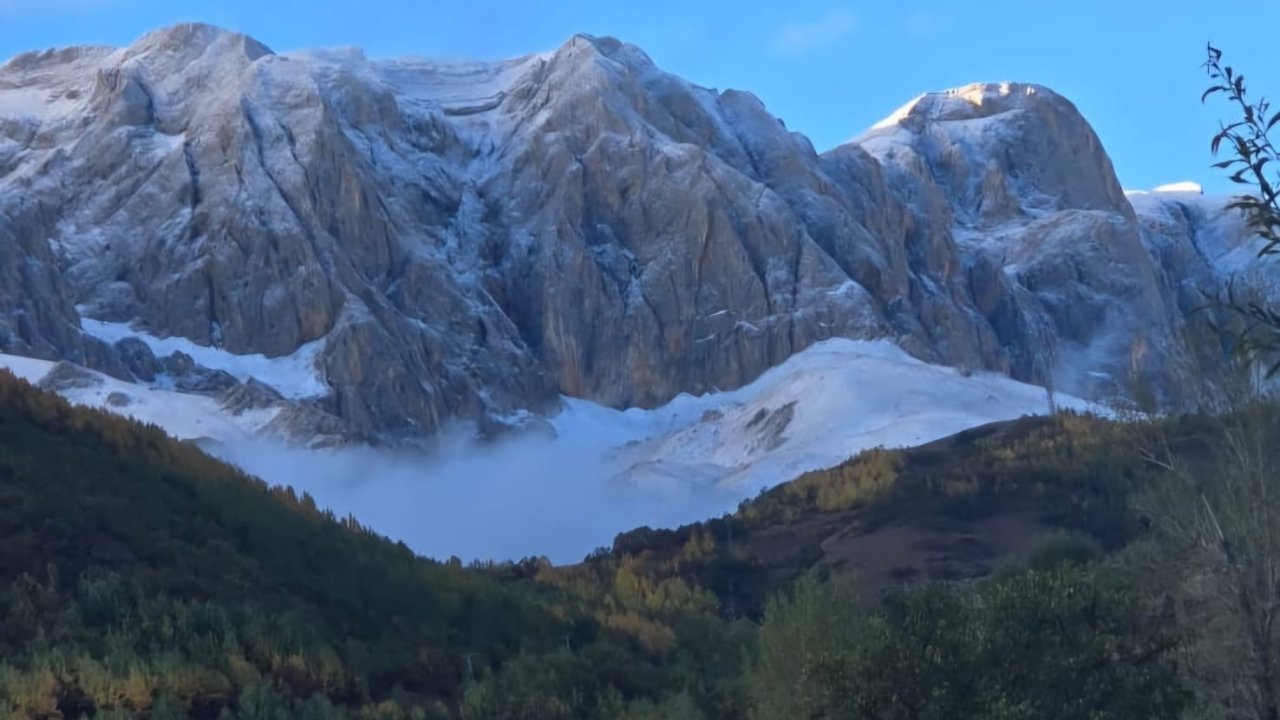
[867,81,1049,132]
[0,25,1269,447]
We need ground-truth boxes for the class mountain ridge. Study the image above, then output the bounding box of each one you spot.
[0,23,1266,443]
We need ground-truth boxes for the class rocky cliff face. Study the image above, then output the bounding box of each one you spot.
[855,83,1195,399]
[0,25,1265,441]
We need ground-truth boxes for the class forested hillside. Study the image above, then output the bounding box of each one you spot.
[0,368,746,719]
[2,364,1243,719]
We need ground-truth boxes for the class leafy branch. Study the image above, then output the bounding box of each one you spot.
[1202,44,1280,377]
[1203,44,1280,256]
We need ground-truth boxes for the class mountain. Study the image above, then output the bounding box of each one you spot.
[0,24,1266,444]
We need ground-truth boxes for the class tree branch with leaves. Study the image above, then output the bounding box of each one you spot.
[1203,44,1280,377]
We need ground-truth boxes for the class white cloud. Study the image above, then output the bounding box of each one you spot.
[1153,181,1204,194]
[774,8,857,54]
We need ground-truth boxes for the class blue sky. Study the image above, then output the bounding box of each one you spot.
[2,0,1278,194]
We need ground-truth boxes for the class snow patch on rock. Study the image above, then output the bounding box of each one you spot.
[79,316,328,400]
[0,353,280,441]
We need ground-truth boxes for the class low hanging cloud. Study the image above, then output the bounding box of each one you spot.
[774,8,857,54]
[208,422,743,567]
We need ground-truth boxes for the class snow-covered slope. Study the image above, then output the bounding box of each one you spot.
[584,338,1088,497]
[1125,187,1280,324]
[0,353,279,441]
[2,339,1090,562]
[79,316,328,399]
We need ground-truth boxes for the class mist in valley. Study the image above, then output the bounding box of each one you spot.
[207,420,742,565]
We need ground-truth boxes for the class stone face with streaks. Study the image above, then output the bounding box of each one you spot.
[0,25,1265,440]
